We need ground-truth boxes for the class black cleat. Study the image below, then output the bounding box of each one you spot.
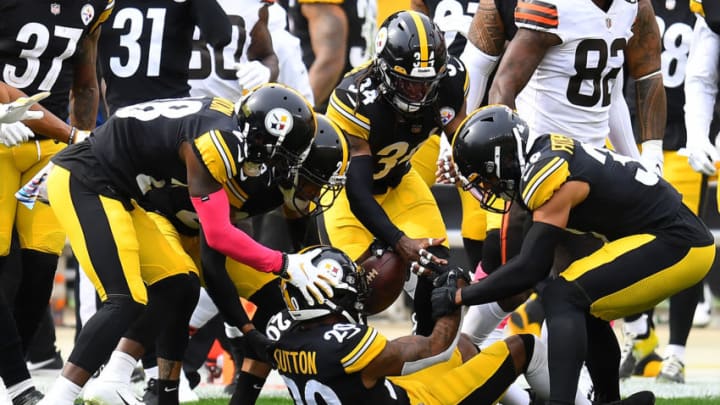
[603,391,655,405]
[12,388,44,405]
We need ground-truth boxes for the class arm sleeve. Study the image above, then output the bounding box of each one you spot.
[191,189,284,273]
[346,155,405,247]
[460,222,563,305]
[460,43,499,113]
[685,16,720,146]
[192,0,232,48]
[608,72,641,159]
[199,231,252,329]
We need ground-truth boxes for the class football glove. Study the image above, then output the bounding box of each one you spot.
[682,137,720,176]
[0,122,34,147]
[280,248,337,305]
[639,140,664,176]
[431,267,464,320]
[0,92,49,124]
[234,61,271,94]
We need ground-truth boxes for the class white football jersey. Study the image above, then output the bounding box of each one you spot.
[514,0,637,147]
[188,0,265,100]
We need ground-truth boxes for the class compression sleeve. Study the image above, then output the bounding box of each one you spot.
[684,17,720,146]
[608,73,641,159]
[191,188,283,273]
[460,222,563,305]
[460,42,499,112]
[346,155,405,247]
[192,0,232,48]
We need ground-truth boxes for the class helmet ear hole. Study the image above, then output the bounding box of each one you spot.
[452,105,529,214]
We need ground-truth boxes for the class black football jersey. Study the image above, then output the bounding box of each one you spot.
[326,57,468,193]
[626,0,695,150]
[98,0,231,114]
[274,322,410,405]
[0,0,113,123]
[278,0,376,81]
[53,97,243,204]
[520,134,713,244]
[422,0,478,56]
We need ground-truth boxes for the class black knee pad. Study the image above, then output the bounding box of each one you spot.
[540,278,589,317]
[70,295,145,372]
[155,274,200,361]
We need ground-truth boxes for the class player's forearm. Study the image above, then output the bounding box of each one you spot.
[70,33,100,129]
[0,83,73,142]
[634,71,666,142]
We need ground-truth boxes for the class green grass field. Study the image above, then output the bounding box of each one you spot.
[186,397,720,404]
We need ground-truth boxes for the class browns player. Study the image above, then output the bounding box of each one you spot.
[275,0,376,110]
[445,106,711,404]
[321,11,468,337]
[37,84,333,405]
[0,1,112,403]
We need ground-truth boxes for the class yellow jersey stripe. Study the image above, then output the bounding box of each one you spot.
[341,328,387,373]
[523,158,570,210]
[410,11,429,67]
[327,95,370,140]
[193,132,233,184]
[209,130,237,181]
[90,0,115,33]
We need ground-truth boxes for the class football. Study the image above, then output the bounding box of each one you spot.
[360,250,407,315]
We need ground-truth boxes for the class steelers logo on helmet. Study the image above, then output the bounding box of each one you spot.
[375,27,388,54]
[264,108,294,141]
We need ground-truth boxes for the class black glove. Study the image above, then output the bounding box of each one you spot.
[244,329,277,367]
[431,268,462,320]
[432,266,471,287]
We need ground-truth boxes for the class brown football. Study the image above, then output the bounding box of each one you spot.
[360,250,407,315]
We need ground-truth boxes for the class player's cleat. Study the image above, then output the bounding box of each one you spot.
[12,388,44,405]
[83,379,139,405]
[507,295,544,337]
[603,390,656,405]
[26,350,63,371]
[692,284,713,328]
[656,354,685,383]
[618,326,660,378]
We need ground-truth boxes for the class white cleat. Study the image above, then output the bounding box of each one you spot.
[82,379,142,405]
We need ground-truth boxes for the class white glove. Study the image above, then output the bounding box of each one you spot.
[0,122,35,147]
[234,61,271,94]
[280,248,337,305]
[0,92,49,124]
[680,137,720,176]
[639,140,664,176]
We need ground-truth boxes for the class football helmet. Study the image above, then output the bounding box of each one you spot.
[292,115,349,216]
[280,245,368,324]
[235,83,317,178]
[451,105,529,213]
[374,10,448,114]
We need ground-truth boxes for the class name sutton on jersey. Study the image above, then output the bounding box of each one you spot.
[274,349,318,375]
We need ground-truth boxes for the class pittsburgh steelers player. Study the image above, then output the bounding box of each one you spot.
[442,105,714,405]
[470,0,665,400]
[0,0,113,403]
[322,10,467,337]
[0,85,83,405]
[37,84,334,405]
[274,245,639,405]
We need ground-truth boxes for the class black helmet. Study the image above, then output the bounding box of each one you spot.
[374,10,448,114]
[235,83,317,174]
[451,105,529,213]
[292,115,349,216]
[280,245,368,324]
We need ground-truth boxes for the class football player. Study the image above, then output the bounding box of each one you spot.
[275,0,376,111]
[37,84,334,405]
[274,245,649,405]
[442,105,713,404]
[98,0,232,114]
[0,0,112,403]
[322,10,468,337]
